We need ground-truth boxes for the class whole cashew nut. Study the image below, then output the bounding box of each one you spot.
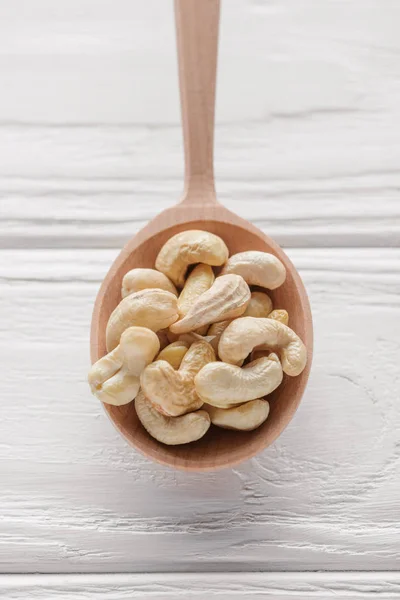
[221,251,286,290]
[155,230,229,288]
[135,390,211,445]
[249,310,290,358]
[140,339,216,416]
[204,399,270,431]
[178,263,215,316]
[219,316,307,376]
[121,268,177,298]
[106,289,179,351]
[194,353,283,407]
[156,340,189,369]
[118,326,161,376]
[169,274,251,335]
[243,291,273,318]
[88,326,160,405]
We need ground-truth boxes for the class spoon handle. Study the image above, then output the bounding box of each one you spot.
[175,0,220,204]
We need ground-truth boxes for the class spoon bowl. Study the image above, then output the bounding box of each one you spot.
[90,0,313,471]
[91,207,313,471]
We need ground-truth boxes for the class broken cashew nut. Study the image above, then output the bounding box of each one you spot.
[121,268,177,298]
[106,288,179,351]
[135,390,210,445]
[170,274,251,335]
[140,339,216,416]
[155,230,229,288]
[194,353,283,407]
[204,399,270,431]
[156,340,189,370]
[243,291,273,318]
[219,316,307,376]
[221,251,286,290]
[88,326,160,405]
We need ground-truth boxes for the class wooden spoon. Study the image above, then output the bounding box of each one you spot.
[90,0,313,471]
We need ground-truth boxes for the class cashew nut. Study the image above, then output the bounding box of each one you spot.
[121,268,177,298]
[89,366,140,406]
[118,326,161,376]
[140,339,216,416]
[106,289,179,351]
[169,274,251,335]
[268,309,289,326]
[89,326,160,405]
[249,310,289,357]
[156,341,189,369]
[221,251,286,290]
[243,291,273,318]
[194,353,283,407]
[155,230,229,288]
[178,264,215,316]
[204,399,270,431]
[135,390,210,445]
[219,316,307,376]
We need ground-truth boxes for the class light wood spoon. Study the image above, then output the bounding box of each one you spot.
[90,0,313,471]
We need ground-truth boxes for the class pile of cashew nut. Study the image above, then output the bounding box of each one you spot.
[88,230,307,445]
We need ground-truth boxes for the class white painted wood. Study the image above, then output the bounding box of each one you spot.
[1,0,400,248]
[1,0,400,582]
[1,248,400,572]
[2,573,400,599]
[0,0,399,125]
[1,123,399,248]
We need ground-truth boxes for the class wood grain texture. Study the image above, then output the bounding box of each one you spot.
[1,248,399,572]
[174,0,219,188]
[1,0,400,248]
[1,0,400,581]
[1,123,399,248]
[2,573,400,599]
[0,0,399,125]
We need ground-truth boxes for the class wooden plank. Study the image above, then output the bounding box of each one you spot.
[1,122,400,248]
[0,0,399,125]
[1,248,400,572]
[1,0,400,248]
[2,573,400,599]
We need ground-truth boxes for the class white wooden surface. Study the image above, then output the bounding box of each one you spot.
[1,0,400,596]
[2,574,400,599]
